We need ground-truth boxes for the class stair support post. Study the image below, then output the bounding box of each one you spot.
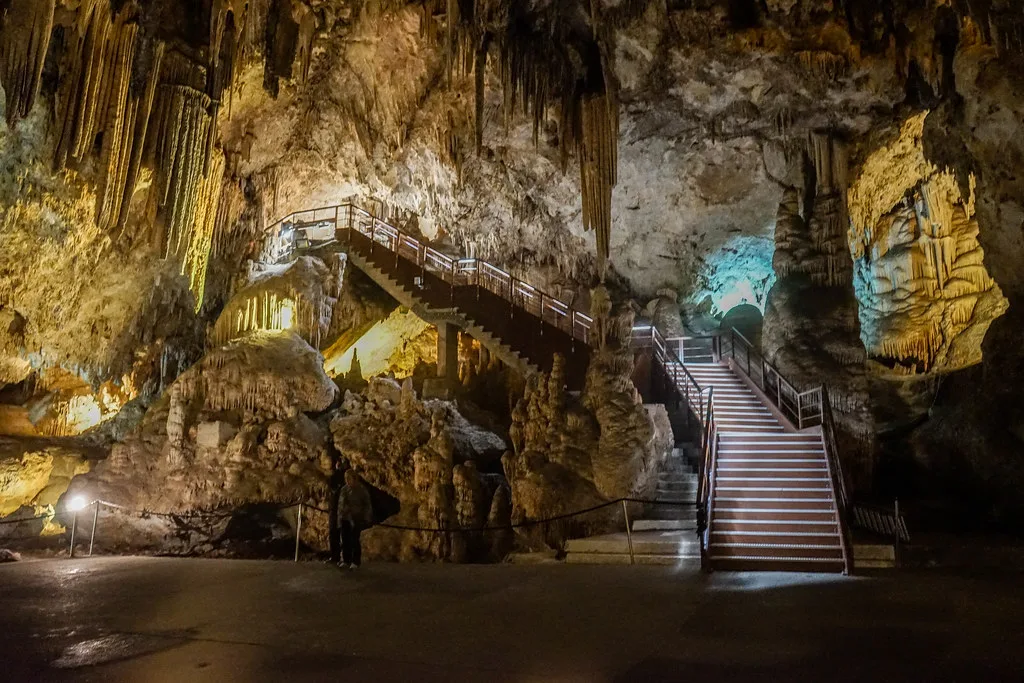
[437,322,459,384]
[622,500,636,566]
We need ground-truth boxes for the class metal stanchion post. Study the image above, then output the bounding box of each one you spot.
[294,503,303,563]
[894,498,901,568]
[89,501,99,557]
[622,500,635,566]
[69,510,78,558]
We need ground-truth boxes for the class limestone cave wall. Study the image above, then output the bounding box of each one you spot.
[2,0,1024,533]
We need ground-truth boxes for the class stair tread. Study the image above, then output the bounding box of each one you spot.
[710,555,843,563]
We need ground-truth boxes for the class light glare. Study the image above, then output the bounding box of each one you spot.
[280,300,295,330]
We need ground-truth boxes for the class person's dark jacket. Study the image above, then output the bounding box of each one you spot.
[338,481,373,525]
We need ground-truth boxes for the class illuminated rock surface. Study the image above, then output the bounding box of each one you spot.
[1,0,1024,540]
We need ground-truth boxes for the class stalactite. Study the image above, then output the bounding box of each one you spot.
[450,1,620,276]
[212,179,248,257]
[296,6,316,84]
[155,84,214,279]
[796,50,848,81]
[183,151,226,311]
[0,0,56,125]
[579,91,618,277]
[95,15,139,230]
[116,41,165,235]
[54,0,113,169]
[436,109,464,182]
[213,291,311,344]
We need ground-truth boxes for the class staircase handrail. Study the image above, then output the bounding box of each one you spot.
[696,386,717,562]
[820,386,854,574]
[720,327,825,430]
[630,324,707,421]
[261,202,595,346]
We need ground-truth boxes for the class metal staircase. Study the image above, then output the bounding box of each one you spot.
[263,202,857,573]
[263,204,593,387]
[637,325,854,574]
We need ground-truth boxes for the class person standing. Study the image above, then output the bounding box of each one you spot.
[338,469,373,569]
[327,459,345,565]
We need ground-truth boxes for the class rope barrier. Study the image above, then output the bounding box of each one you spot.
[0,497,693,534]
[0,512,53,526]
[302,497,693,534]
[91,499,302,520]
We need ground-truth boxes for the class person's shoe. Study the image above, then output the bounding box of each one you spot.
[348,563,358,570]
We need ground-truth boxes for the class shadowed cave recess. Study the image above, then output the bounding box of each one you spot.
[2,0,1024,561]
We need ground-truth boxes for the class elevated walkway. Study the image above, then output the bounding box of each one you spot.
[262,203,887,573]
[263,204,592,387]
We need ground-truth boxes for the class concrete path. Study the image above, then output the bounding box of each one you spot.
[1,557,1021,682]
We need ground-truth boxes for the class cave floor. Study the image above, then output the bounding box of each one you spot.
[0,557,1021,682]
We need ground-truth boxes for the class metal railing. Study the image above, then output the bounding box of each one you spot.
[667,327,861,573]
[632,324,721,561]
[262,203,859,570]
[697,387,717,563]
[821,388,854,573]
[672,328,826,430]
[13,494,699,565]
[261,202,594,345]
[715,327,854,573]
[631,324,707,419]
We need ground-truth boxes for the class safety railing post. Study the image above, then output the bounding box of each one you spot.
[68,509,78,558]
[621,500,635,566]
[89,501,99,556]
[796,392,803,430]
[294,503,303,563]
[894,498,901,568]
[450,260,456,305]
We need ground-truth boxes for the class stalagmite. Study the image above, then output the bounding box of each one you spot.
[0,0,56,124]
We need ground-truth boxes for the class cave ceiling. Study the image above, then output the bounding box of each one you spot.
[1,0,1023,400]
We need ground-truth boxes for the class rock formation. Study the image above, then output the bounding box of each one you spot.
[763,132,875,484]
[330,376,508,561]
[64,332,337,553]
[502,289,673,550]
[2,0,1024,539]
[848,113,1007,376]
